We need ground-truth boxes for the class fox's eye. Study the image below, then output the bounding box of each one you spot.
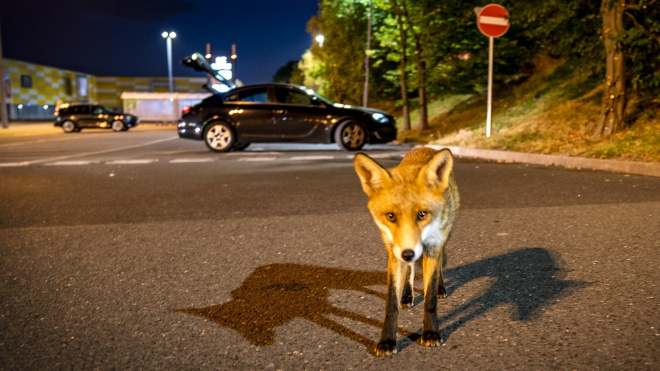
[417,211,428,221]
[386,213,396,222]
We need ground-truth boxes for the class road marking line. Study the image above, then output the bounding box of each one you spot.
[160,150,190,155]
[0,137,73,148]
[345,153,398,159]
[0,162,29,167]
[238,157,276,161]
[18,136,178,165]
[45,161,94,166]
[290,155,335,160]
[106,159,158,165]
[0,131,125,146]
[226,151,281,156]
[170,158,215,163]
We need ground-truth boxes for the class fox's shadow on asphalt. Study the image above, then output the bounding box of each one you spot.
[177,248,584,356]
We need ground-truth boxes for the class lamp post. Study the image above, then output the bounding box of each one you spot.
[0,18,8,128]
[231,43,237,85]
[161,31,177,92]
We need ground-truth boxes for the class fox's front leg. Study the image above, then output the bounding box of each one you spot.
[421,254,442,347]
[438,265,447,299]
[376,254,405,356]
[401,263,414,308]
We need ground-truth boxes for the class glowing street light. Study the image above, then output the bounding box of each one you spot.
[315,35,325,48]
[162,31,177,92]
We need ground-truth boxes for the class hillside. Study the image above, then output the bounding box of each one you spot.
[395,56,660,163]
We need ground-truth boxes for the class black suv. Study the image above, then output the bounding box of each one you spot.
[177,84,397,152]
[55,103,139,133]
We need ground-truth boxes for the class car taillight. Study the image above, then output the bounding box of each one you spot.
[182,106,191,115]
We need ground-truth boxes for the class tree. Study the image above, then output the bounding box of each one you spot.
[401,0,429,130]
[307,0,369,105]
[595,0,660,138]
[374,0,412,130]
[272,60,302,83]
[595,0,627,137]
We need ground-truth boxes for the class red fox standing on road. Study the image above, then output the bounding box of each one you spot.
[354,147,460,356]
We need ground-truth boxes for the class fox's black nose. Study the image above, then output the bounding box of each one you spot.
[401,249,415,262]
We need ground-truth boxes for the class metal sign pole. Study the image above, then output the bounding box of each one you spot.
[486,36,494,138]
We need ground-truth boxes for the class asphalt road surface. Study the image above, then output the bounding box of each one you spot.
[1,124,659,369]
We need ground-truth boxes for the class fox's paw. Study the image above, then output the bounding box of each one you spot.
[420,331,441,347]
[400,294,413,308]
[375,340,397,356]
[438,286,447,299]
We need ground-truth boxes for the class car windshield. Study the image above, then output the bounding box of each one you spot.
[295,86,334,105]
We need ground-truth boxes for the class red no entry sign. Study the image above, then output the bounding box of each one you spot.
[477,4,510,38]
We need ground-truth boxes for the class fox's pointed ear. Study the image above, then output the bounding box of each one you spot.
[418,149,453,194]
[354,153,392,197]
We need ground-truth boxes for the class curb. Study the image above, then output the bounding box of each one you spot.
[422,145,660,178]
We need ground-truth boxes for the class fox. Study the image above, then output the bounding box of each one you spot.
[354,147,460,356]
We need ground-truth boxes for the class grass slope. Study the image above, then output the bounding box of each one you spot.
[396,56,660,162]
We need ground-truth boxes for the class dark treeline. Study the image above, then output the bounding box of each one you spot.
[277,0,659,137]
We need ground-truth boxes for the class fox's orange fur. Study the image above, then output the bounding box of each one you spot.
[354,147,460,356]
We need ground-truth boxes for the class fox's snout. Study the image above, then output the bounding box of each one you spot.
[389,228,424,263]
[400,249,415,262]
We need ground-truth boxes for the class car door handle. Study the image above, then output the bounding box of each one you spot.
[273,109,288,114]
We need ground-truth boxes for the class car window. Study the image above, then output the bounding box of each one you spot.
[71,105,90,114]
[201,94,225,107]
[92,106,104,114]
[225,88,269,103]
[274,88,312,106]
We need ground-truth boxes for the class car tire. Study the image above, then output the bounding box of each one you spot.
[204,122,235,152]
[62,120,78,133]
[334,120,366,151]
[233,143,250,151]
[112,120,125,132]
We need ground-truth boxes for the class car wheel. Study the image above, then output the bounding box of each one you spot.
[204,122,235,152]
[62,120,78,133]
[335,120,366,151]
[112,120,125,132]
[233,143,250,151]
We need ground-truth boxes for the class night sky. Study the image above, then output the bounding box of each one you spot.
[1,0,319,85]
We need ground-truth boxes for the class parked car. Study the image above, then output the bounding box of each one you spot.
[177,84,397,152]
[54,103,139,133]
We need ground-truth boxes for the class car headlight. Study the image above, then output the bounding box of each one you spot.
[372,113,389,124]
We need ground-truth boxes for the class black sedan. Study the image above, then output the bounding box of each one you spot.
[55,103,139,133]
[177,84,397,152]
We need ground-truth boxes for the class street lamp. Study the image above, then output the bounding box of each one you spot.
[315,35,325,48]
[162,31,177,92]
